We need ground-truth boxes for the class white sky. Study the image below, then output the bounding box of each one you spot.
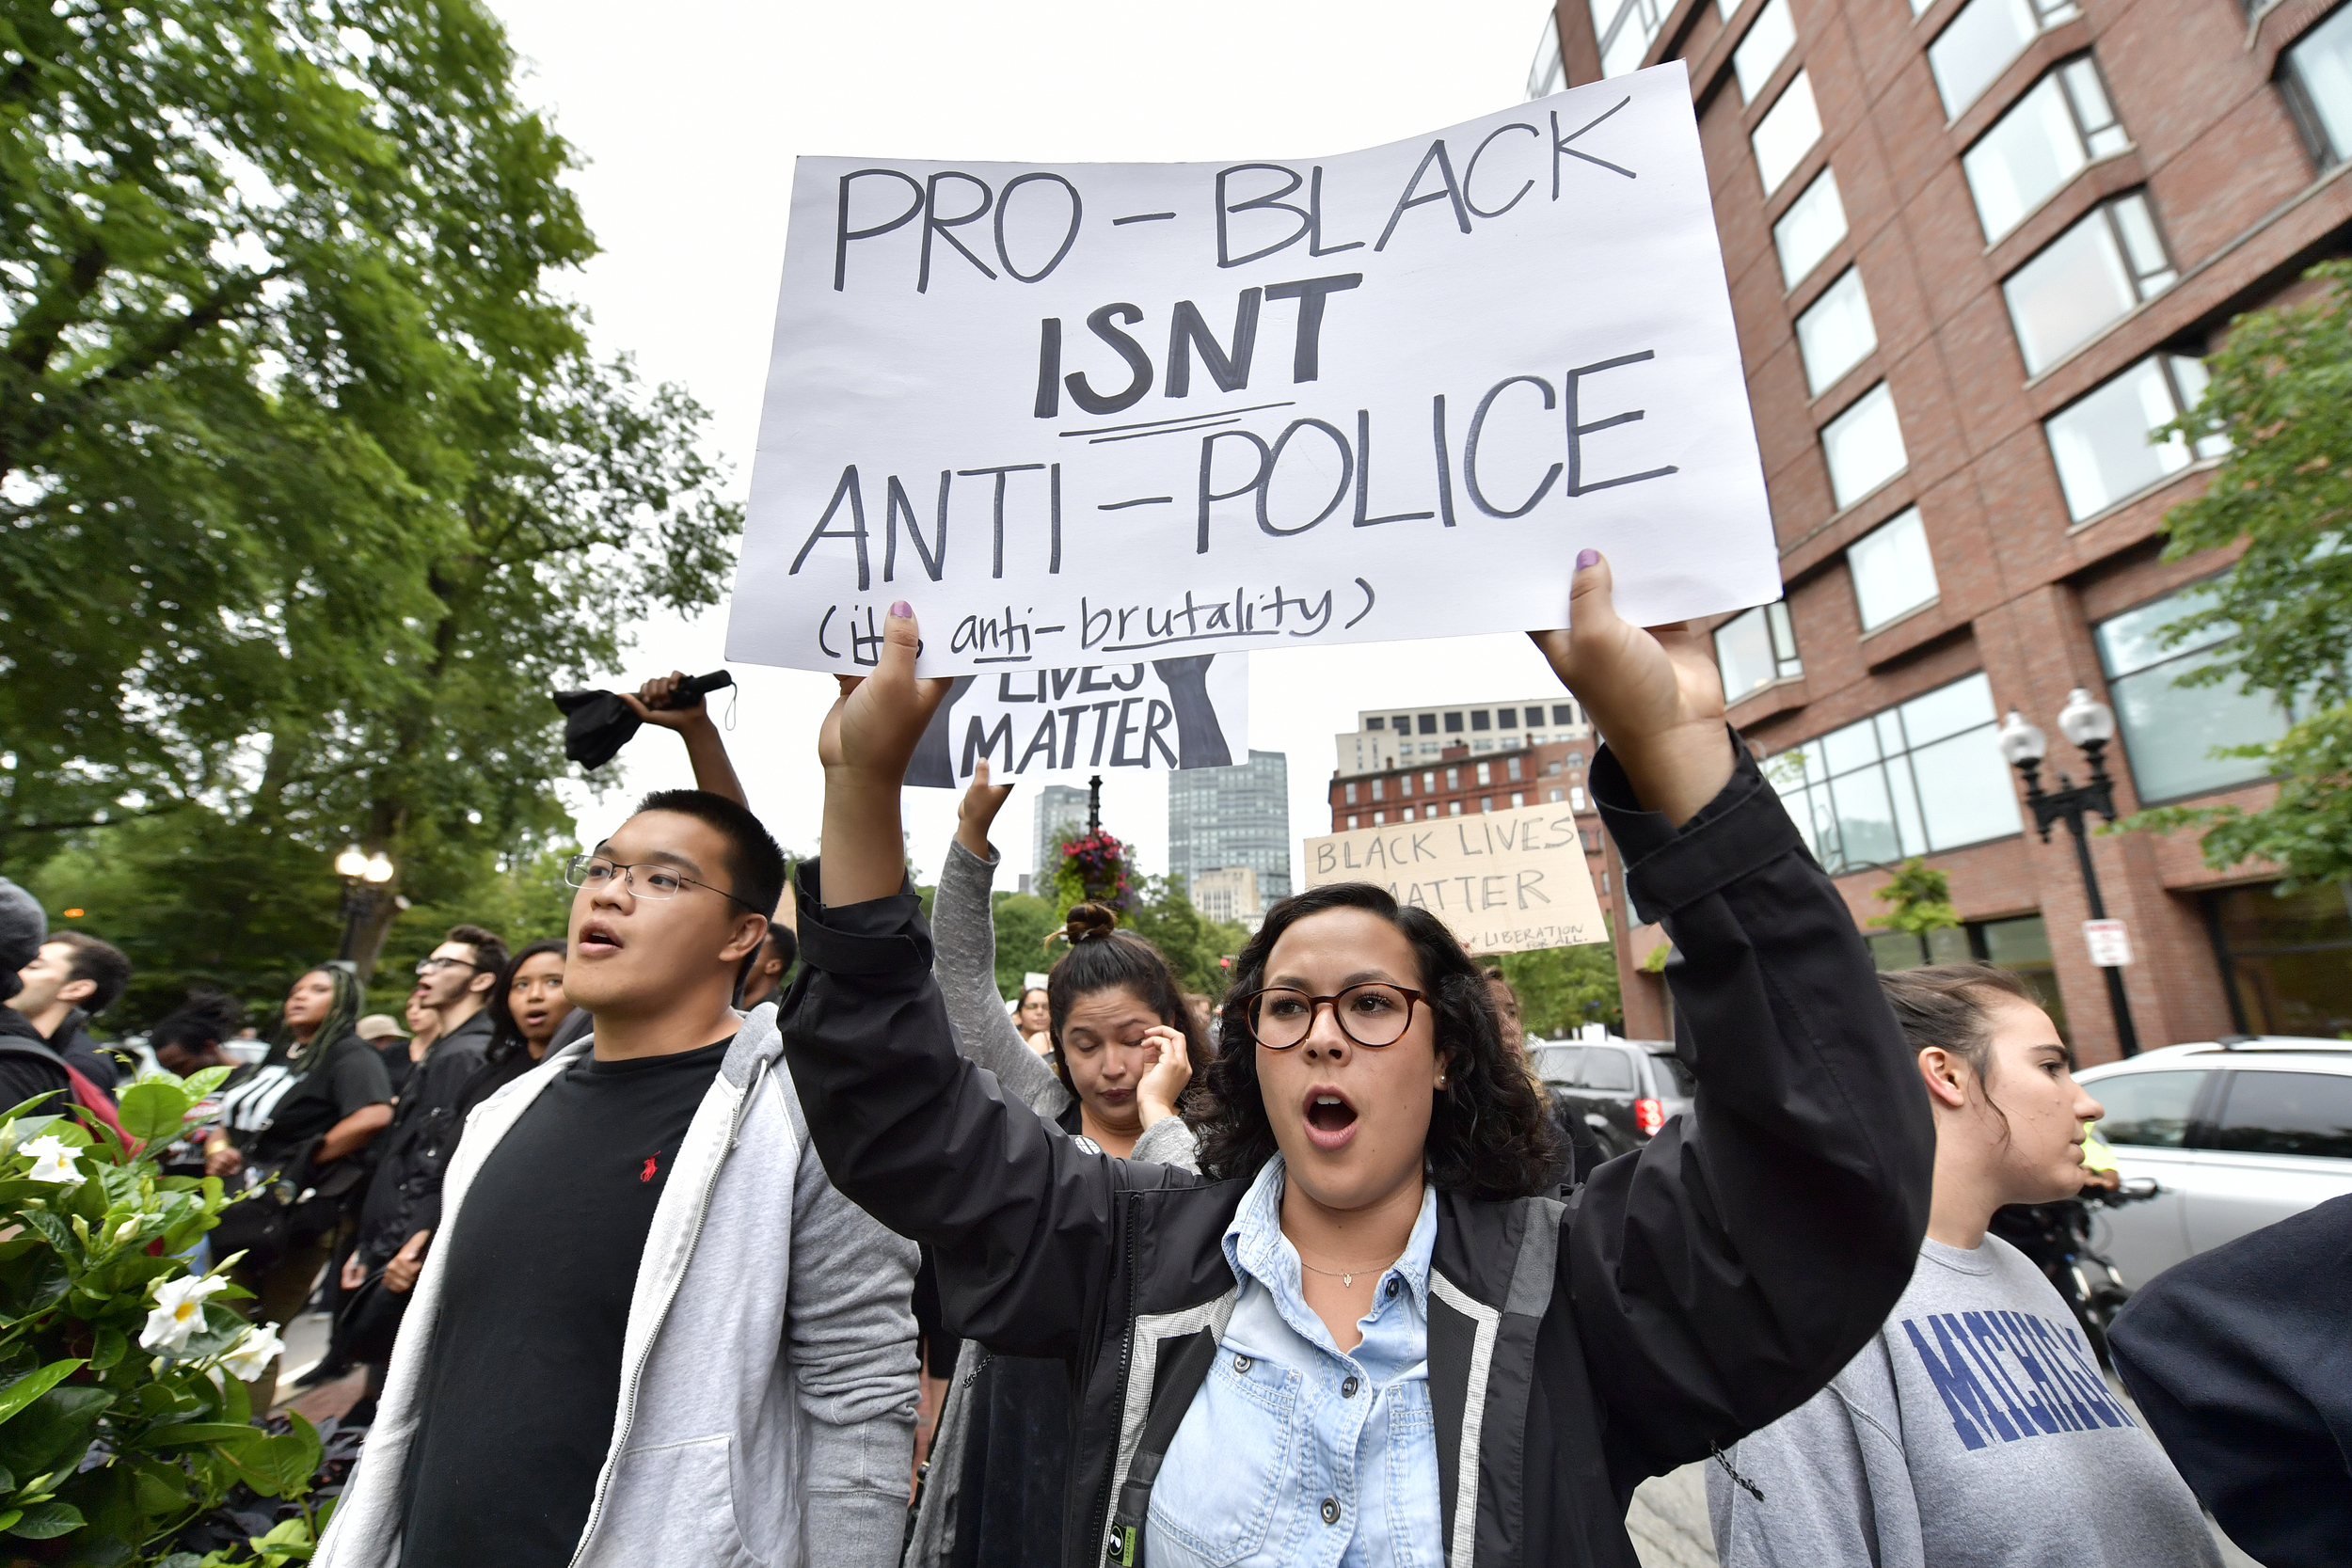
[498,0,1579,884]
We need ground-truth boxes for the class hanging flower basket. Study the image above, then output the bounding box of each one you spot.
[1055,831,1133,915]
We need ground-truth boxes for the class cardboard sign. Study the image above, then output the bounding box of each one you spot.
[901,654,1247,785]
[728,63,1775,676]
[1302,801,1607,954]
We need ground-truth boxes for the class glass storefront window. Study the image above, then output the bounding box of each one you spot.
[2206,880,2352,1038]
[1867,912,2069,1039]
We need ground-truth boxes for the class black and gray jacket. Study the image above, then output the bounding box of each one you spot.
[781,739,1935,1568]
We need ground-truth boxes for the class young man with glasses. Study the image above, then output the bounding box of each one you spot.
[319,788,917,1568]
[319,925,507,1392]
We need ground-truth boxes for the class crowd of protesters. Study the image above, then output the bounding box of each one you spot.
[0,560,2340,1567]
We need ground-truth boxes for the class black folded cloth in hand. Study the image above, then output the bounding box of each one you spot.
[554,669,733,769]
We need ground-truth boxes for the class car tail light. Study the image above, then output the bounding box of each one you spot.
[1634,1098,1665,1137]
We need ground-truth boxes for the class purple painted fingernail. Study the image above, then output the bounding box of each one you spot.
[890,600,913,618]
[1576,548,1599,570]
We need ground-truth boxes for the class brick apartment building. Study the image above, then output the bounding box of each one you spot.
[1536,0,2352,1056]
[1325,699,1621,953]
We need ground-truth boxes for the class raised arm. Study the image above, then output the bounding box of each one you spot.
[623,669,746,807]
[784,607,1200,1360]
[933,766,1073,1120]
[1533,554,1933,1482]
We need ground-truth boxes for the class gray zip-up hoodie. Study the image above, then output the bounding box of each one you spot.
[317,1004,918,1568]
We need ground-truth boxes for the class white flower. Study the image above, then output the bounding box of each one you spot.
[20,1135,80,1185]
[217,1321,284,1383]
[139,1273,230,1354]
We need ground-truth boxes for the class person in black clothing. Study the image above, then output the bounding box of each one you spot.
[13,929,131,1092]
[0,879,72,1115]
[2110,1191,2352,1568]
[207,963,394,1407]
[780,563,1935,1568]
[447,937,570,1130]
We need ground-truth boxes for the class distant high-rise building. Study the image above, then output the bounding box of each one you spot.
[1335,697,1591,776]
[1033,784,1089,880]
[1168,751,1290,907]
[1189,866,1263,929]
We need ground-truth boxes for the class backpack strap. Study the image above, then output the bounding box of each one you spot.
[1106,1325,1222,1567]
[0,1038,134,1150]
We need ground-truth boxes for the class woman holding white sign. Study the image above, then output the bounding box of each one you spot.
[778,555,1935,1568]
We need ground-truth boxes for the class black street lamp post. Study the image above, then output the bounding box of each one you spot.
[1996,690,2140,1058]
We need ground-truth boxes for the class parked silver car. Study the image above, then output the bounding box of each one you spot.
[2075,1037,2352,1288]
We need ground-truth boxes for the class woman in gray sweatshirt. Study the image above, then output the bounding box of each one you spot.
[908,764,1202,1568]
[1708,964,2218,1568]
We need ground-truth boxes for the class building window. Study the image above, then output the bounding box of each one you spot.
[1422,771,1437,792]
[1766,671,2023,872]
[1868,914,2069,1037]
[1821,382,1908,508]
[1475,761,1492,785]
[1505,792,1521,808]
[1591,0,1666,77]
[1796,266,1878,395]
[1497,707,1518,728]
[1402,806,1415,822]
[1371,778,1384,801]
[1527,11,1566,100]
[1715,601,1804,698]
[1449,800,1463,816]
[1572,786,1590,810]
[2095,580,2287,802]
[1930,0,2081,120]
[1446,767,1460,790]
[1848,507,1938,631]
[1372,811,1385,826]
[2045,355,2226,520]
[1774,167,1849,291]
[2206,880,2352,1037]
[1481,797,1495,813]
[1343,782,1358,805]
[1470,709,1491,731]
[2002,193,2176,375]
[1549,787,1566,802]
[1472,739,1494,752]
[1399,774,1413,798]
[1416,713,1434,734]
[1507,756,1524,782]
[1566,751,1585,768]
[2281,3,2352,166]
[1346,815,1359,830]
[1753,71,1823,197]
[1733,0,1798,102]
[1551,703,1576,725]
[1443,712,1463,733]
[1366,716,1385,730]
[1963,59,2129,243]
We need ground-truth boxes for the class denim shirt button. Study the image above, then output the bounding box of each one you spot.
[1320,1497,1341,1526]
[1341,1375,1359,1398]
[1233,1354,1253,1374]
[1386,1278,1400,1297]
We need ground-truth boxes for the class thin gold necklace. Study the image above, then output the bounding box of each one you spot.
[1295,1250,1404,1289]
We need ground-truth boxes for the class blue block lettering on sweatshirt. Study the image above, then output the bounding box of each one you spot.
[1902,1312,2132,1451]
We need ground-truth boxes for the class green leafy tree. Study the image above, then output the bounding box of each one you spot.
[2121,259,2352,891]
[1489,942,1622,1037]
[989,891,1060,1002]
[2,0,741,1001]
[1868,859,1963,938]
[1120,876,1252,999]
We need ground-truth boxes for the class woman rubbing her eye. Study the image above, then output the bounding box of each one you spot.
[784,560,1936,1568]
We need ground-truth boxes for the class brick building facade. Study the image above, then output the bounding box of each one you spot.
[1548,0,2352,1057]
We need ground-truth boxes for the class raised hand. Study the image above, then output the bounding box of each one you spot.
[622,670,707,732]
[955,758,1015,858]
[1136,1024,1193,1128]
[818,603,956,906]
[1528,550,1734,825]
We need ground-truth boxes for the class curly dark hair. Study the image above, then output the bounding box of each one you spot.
[1190,883,1557,1198]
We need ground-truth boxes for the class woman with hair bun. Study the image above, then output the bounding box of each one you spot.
[906,761,1202,1568]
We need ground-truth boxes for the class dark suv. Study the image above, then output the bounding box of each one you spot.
[1530,1037,1698,1161]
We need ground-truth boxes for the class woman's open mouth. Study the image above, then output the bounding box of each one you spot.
[1302,1088,1359,1151]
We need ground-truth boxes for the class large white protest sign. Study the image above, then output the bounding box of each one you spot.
[1302,803,1608,954]
[901,654,1247,786]
[727,63,1774,677]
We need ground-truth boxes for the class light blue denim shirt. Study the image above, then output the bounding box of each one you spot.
[1146,1157,1442,1568]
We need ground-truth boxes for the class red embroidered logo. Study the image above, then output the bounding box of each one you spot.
[640,1155,659,1183]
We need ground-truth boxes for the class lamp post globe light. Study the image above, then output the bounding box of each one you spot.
[334,844,397,966]
[2000,690,2139,1058]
